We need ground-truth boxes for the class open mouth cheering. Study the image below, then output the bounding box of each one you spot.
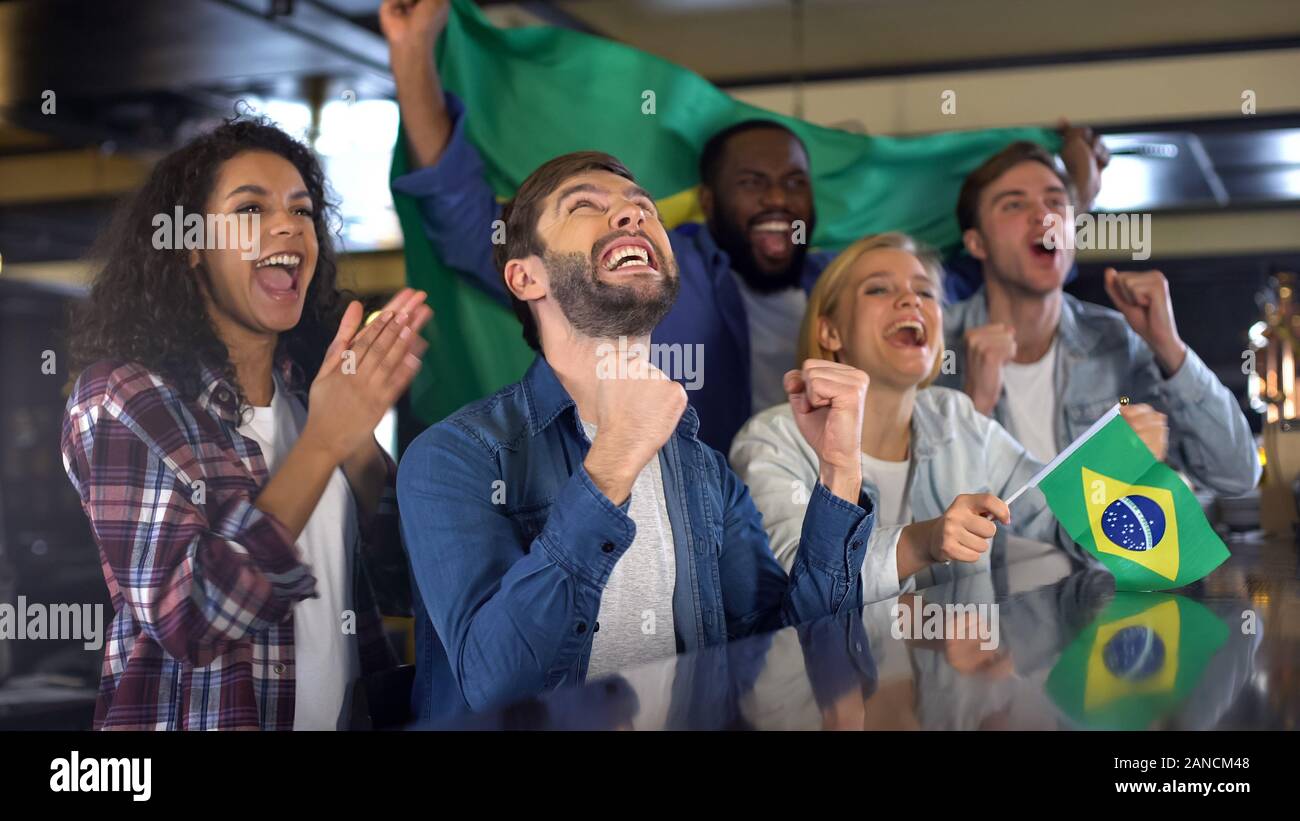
[596,234,660,275]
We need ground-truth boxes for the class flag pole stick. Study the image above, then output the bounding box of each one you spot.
[1003,403,1123,508]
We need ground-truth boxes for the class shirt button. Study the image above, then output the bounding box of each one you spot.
[594,621,600,633]
[272,663,286,675]
[576,622,588,635]
[601,541,615,553]
[851,540,861,551]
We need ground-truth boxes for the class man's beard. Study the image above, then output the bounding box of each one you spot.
[546,243,679,340]
[710,205,814,295]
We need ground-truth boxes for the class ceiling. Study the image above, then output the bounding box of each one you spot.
[542,0,1300,86]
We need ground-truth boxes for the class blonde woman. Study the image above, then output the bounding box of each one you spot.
[730,232,1167,601]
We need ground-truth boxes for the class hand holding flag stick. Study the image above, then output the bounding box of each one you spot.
[932,494,1010,563]
[1116,401,1169,461]
[899,494,1011,574]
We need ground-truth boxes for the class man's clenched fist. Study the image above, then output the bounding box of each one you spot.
[583,349,687,506]
[962,323,1017,416]
[1104,268,1187,376]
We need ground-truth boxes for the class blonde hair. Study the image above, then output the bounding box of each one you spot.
[798,232,946,387]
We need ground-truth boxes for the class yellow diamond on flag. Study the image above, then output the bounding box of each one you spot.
[1081,467,1180,581]
[1083,598,1180,711]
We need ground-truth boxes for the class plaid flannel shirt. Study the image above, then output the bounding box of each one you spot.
[60,357,409,730]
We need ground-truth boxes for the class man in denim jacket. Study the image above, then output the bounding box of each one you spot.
[397,150,876,721]
[938,142,1259,496]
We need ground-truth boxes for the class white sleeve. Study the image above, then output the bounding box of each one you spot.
[729,411,821,572]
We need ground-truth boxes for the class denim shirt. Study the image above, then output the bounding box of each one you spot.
[937,287,1261,496]
[390,93,991,452]
[396,355,875,720]
[731,387,1063,603]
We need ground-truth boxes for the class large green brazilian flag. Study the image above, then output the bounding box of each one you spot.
[390,0,1061,424]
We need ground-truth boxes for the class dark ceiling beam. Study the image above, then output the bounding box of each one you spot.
[211,0,395,87]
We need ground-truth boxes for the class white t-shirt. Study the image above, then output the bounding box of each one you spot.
[237,375,361,730]
[860,451,913,528]
[580,419,678,681]
[618,655,679,731]
[733,273,807,413]
[1000,338,1059,463]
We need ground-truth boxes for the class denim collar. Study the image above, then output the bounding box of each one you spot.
[521,354,702,441]
[966,284,1101,358]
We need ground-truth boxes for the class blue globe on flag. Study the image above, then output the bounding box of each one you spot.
[1101,494,1167,552]
[1101,625,1166,681]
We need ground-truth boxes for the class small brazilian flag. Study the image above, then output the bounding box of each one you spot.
[1010,403,1229,591]
[1046,593,1228,729]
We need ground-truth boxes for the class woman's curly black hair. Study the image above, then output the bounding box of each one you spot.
[69,114,351,408]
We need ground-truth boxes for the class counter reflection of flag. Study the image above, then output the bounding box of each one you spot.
[1045,594,1227,730]
[1008,404,1229,591]
[390,0,1061,424]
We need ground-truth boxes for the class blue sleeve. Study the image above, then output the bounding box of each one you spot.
[798,614,877,710]
[390,92,509,307]
[714,450,874,637]
[942,253,983,303]
[1134,340,1262,496]
[397,420,636,712]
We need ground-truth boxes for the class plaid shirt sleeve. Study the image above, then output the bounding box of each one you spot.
[61,363,318,668]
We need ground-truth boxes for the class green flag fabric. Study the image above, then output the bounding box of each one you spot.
[1032,405,1231,591]
[390,0,1062,423]
[1045,593,1228,730]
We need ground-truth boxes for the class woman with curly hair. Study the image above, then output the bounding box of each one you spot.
[60,116,432,730]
